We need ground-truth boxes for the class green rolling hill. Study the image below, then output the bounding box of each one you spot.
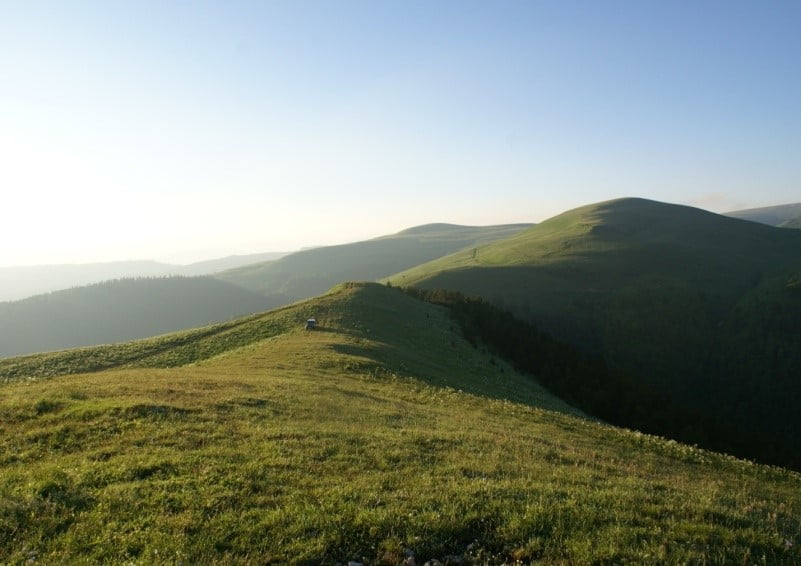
[2,282,800,564]
[0,277,270,359]
[214,223,531,307]
[387,198,801,469]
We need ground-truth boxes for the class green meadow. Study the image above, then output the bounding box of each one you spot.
[2,283,800,564]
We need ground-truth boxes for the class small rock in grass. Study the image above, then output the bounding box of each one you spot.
[379,551,401,564]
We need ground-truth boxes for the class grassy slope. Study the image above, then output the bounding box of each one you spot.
[0,277,273,359]
[2,283,800,564]
[0,283,567,410]
[213,223,531,305]
[385,198,801,467]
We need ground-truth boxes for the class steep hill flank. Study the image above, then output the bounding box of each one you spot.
[388,198,801,469]
[1,282,800,563]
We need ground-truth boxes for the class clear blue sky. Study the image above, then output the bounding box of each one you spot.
[1,0,799,265]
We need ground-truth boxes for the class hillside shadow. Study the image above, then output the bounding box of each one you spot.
[328,339,574,413]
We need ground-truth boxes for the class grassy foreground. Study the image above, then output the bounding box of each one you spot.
[1,283,800,564]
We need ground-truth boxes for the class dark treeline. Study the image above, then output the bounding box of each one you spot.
[403,285,801,472]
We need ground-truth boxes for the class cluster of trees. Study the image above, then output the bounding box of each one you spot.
[403,284,801,471]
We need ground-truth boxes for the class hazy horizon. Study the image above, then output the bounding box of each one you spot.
[3,1,799,267]
[1,198,797,269]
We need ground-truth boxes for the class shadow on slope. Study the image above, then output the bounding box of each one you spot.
[320,283,581,414]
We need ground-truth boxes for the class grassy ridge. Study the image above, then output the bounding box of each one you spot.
[0,283,574,411]
[389,198,801,286]
[2,283,801,564]
[387,198,801,362]
[385,198,801,469]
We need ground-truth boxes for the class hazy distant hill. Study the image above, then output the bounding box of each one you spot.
[781,215,801,228]
[389,198,801,469]
[725,202,801,228]
[169,251,287,276]
[0,261,174,302]
[214,223,531,308]
[0,252,287,302]
[0,276,269,358]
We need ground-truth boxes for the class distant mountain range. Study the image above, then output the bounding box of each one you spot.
[0,252,288,302]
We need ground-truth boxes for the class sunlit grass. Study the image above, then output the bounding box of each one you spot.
[1,283,800,564]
